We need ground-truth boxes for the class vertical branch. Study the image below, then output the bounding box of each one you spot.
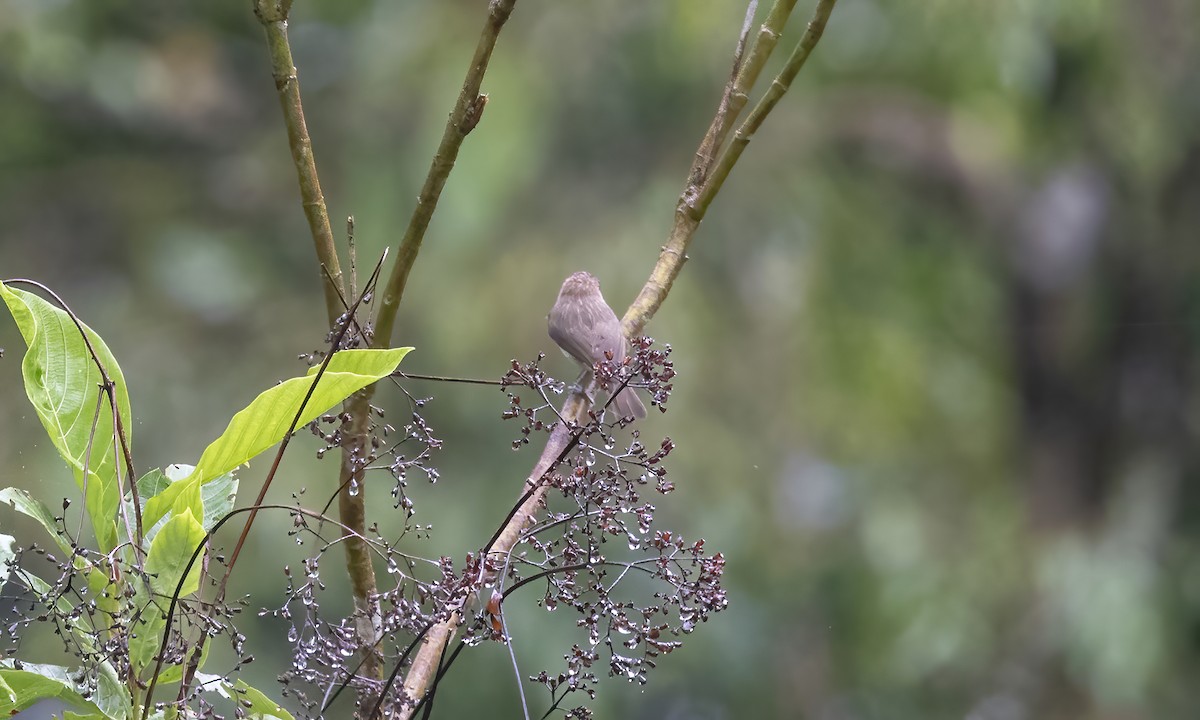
[689,0,795,188]
[251,0,383,704]
[372,0,519,349]
[623,0,838,336]
[331,0,521,711]
[254,0,345,325]
[335,395,385,693]
[695,0,838,214]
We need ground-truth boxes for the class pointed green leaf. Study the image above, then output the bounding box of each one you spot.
[1,283,133,551]
[0,661,128,720]
[0,487,76,556]
[190,348,410,483]
[145,509,206,598]
[224,680,295,720]
[139,465,204,537]
[200,472,238,532]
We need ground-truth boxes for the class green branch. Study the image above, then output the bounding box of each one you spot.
[335,0,521,711]
[696,0,838,215]
[623,0,838,337]
[372,0,519,349]
[689,0,797,189]
[253,0,345,325]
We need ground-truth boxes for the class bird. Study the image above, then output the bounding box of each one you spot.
[547,271,647,419]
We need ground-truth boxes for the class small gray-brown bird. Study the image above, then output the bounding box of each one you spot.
[548,271,647,419]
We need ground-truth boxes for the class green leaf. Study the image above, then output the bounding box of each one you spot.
[0,533,13,586]
[92,662,129,720]
[1,283,133,552]
[145,509,207,598]
[126,606,166,679]
[224,680,295,720]
[0,487,76,556]
[200,472,238,532]
[0,661,128,720]
[190,348,411,483]
[140,465,204,537]
[136,468,172,500]
[0,667,94,717]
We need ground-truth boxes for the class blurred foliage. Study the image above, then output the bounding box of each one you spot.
[2,0,1199,718]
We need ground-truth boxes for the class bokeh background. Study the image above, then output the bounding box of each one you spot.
[3,0,1200,718]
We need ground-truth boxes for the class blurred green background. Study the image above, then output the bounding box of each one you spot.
[3,0,1200,718]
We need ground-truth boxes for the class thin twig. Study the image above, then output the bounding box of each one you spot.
[395,371,505,386]
[222,251,384,586]
[139,275,380,720]
[502,612,532,720]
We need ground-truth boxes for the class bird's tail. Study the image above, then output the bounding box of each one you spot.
[612,387,647,420]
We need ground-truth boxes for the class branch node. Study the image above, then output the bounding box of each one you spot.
[253,0,290,24]
[461,93,490,135]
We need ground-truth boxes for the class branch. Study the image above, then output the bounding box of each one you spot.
[400,0,840,712]
[399,394,588,718]
[695,0,838,215]
[320,0,520,711]
[372,0,519,349]
[623,0,838,336]
[689,0,791,188]
[251,0,391,704]
[253,0,345,325]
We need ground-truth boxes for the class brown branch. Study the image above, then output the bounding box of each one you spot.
[399,394,588,719]
[321,0,521,711]
[399,0,840,712]
[695,0,838,214]
[249,0,390,702]
[253,0,345,326]
[624,0,838,336]
[372,0,519,349]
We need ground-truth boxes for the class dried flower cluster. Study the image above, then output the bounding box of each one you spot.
[2,529,250,718]
[490,339,727,716]
[2,327,724,720]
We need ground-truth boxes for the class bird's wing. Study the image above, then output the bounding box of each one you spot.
[549,299,624,365]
